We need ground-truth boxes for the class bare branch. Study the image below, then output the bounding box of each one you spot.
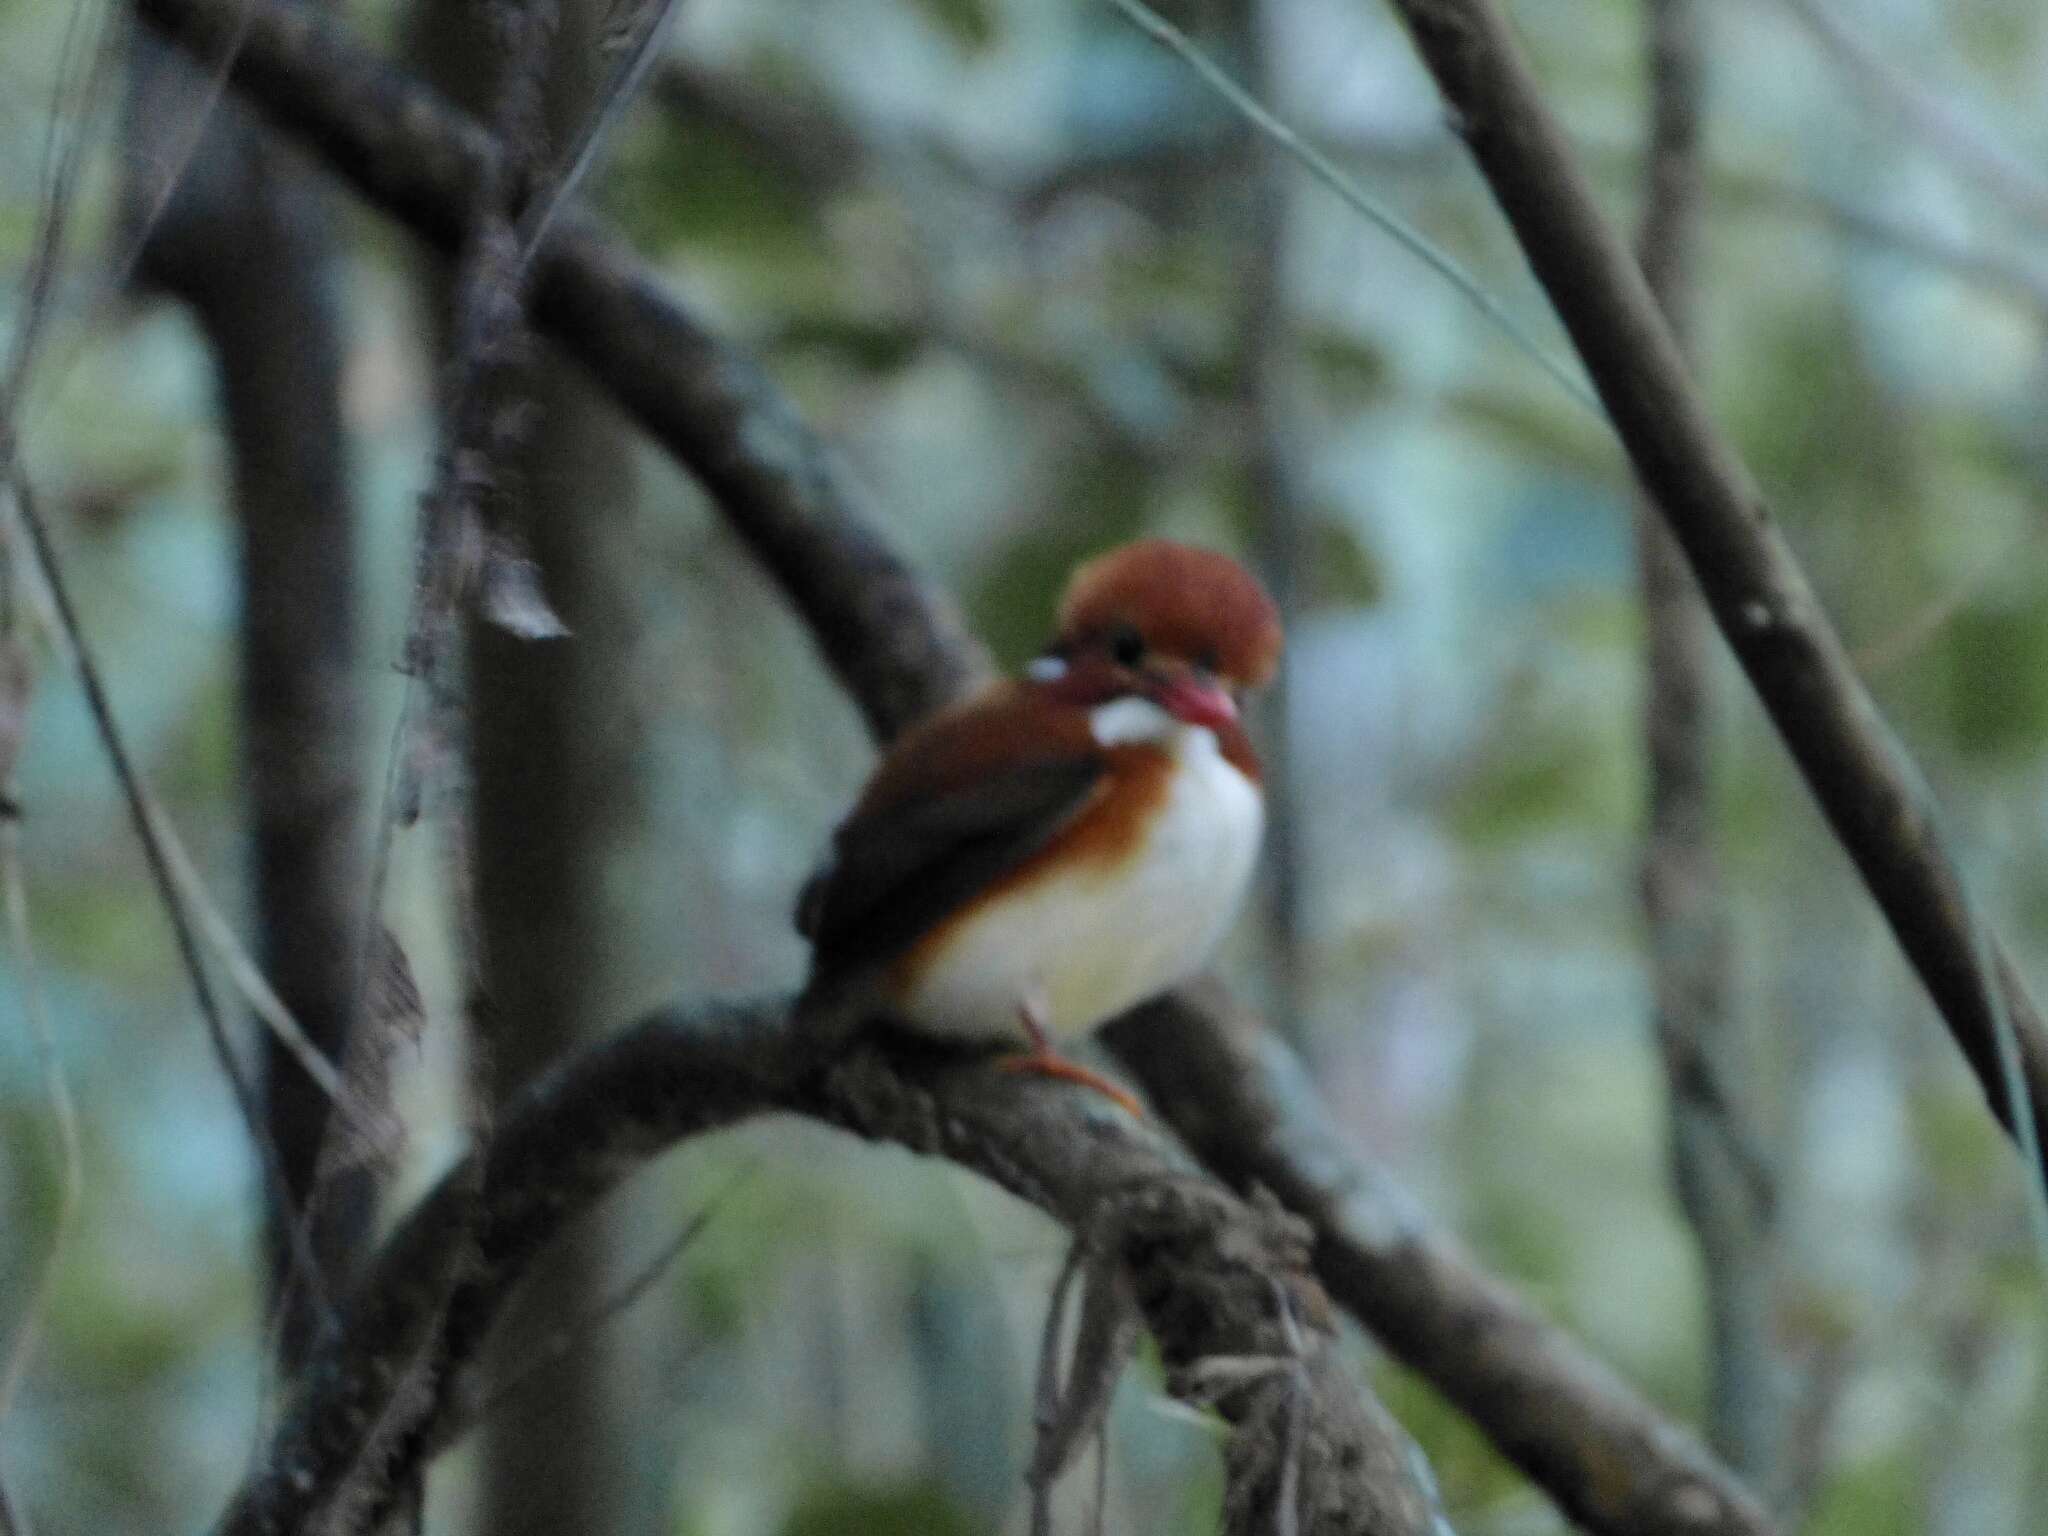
[135,0,979,741]
[0,629,82,1525]
[1228,0,1312,1047]
[1632,0,1779,1482]
[127,3,1785,1529]
[1767,0,2048,231]
[332,0,570,1517]
[1377,0,2048,1196]
[1107,0,1598,414]
[128,20,379,1364]
[1107,992,1780,1536]
[4,468,332,1324]
[215,1004,1452,1536]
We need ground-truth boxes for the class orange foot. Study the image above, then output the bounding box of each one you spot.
[997,1049,1145,1119]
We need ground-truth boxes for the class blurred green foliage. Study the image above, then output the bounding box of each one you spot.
[3,0,2048,1531]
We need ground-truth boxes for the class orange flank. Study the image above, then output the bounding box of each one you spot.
[795,537,1284,1116]
[887,744,1174,999]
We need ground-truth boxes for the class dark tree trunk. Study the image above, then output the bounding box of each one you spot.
[465,380,642,1532]
[410,0,646,1526]
[128,36,366,1370]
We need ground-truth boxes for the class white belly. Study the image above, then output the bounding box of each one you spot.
[898,718,1262,1042]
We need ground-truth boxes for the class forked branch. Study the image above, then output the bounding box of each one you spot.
[133,0,1783,1531]
[217,1003,1450,1536]
[1380,0,2048,1186]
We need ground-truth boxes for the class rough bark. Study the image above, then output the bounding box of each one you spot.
[403,0,644,1525]
[1106,989,1779,1536]
[213,1002,1454,1536]
[132,3,1785,1531]
[135,0,984,744]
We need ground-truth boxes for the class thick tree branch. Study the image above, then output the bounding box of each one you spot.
[218,1004,1450,1536]
[1107,990,1779,1536]
[131,2,1781,1532]
[131,0,981,745]
[1380,0,2048,1183]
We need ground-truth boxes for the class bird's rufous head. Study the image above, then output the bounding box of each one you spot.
[1031,539,1282,730]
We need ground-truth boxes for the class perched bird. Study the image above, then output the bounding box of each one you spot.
[796,539,1281,1113]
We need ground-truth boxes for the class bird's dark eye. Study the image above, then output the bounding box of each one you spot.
[1108,624,1146,667]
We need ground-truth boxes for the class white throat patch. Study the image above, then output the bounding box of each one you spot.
[896,688,1262,1043]
[1089,695,1181,748]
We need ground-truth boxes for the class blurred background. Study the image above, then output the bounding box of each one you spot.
[2,0,2047,1530]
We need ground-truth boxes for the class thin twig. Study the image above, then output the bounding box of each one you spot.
[102,0,258,300]
[1703,170,2048,316]
[0,830,80,1420]
[127,5,1779,1528]
[513,0,688,271]
[1028,1239,1085,1536]
[3,0,261,457]
[149,804,390,1145]
[0,627,80,1536]
[0,0,117,432]
[2,0,348,1137]
[1105,0,1601,415]
[3,468,332,1324]
[456,1168,749,1437]
[5,470,373,1138]
[1376,0,2048,1193]
[1850,536,2022,675]
[1767,0,2048,231]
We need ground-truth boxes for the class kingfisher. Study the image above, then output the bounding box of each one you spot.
[797,539,1281,1113]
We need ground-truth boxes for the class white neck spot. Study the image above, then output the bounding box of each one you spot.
[1026,655,1069,682]
[1091,695,1182,748]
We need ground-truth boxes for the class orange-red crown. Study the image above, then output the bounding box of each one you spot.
[1055,539,1282,689]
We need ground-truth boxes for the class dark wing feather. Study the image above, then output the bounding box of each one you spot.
[799,756,1105,979]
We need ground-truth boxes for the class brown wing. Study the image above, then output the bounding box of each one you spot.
[798,684,1106,980]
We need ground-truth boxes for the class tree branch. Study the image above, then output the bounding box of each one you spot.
[131,0,982,745]
[217,1004,1451,1536]
[1106,990,1779,1536]
[1632,0,1778,1481]
[126,20,368,1373]
[1229,0,1313,1047]
[130,1,1782,1531]
[1379,0,2048,1187]
[1769,0,2048,232]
